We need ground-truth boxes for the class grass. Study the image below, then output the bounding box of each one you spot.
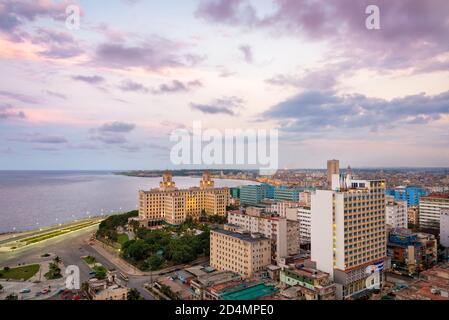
[18,220,100,246]
[117,234,129,247]
[0,264,40,281]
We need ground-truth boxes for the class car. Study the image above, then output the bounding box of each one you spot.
[20,288,31,294]
[89,271,96,275]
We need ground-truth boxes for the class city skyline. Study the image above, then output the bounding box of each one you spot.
[1,0,449,170]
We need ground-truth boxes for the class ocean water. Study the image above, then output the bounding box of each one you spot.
[0,171,255,233]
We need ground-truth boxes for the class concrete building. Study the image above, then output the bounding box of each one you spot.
[268,200,299,218]
[138,171,229,226]
[441,209,449,248]
[385,196,408,228]
[239,185,266,206]
[327,159,339,187]
[227,208,300,263]
[395,264,449,300]
[210,229,271,278]
[311,173,386,300]
[273,186,302,202]
[419,194,449,230]
[297,206,312,245]
[386,186,428,207]
[299,191,312,206]
[87,272,128,300]
[279,263,336,300]
[387,228,437,275]
[408,206,419,228]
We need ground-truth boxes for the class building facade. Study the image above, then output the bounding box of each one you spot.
[419,194,449,230]
[441,209,449,248]
[385,196,408,228]
[408,206,419,228]
[386,186,428,207]
[387,228,438,275]
[139,171,229,226]
[210,229,271,278]
[327,159,340,187]
[280,265,336,300]
[311,173,387,300]
[227,208,300,262]
[297,206,312,245]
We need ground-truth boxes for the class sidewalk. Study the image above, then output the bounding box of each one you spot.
[90,240,145,276]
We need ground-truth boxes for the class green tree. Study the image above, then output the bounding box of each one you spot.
[128,288,143,300]
[148,255,164,270]
[44,262,62,280]
[94,266,107,280]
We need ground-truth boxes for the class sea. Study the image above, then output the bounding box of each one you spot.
[0,171,256,234]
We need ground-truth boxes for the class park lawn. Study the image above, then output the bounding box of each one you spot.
[117,234,129,247]
[0,264,40,280]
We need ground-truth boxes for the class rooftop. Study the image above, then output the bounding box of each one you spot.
[219,282,279,300]
[212,229,269,243]
[422,193,449,200]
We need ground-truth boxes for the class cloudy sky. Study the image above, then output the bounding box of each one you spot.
[0,0,448,170]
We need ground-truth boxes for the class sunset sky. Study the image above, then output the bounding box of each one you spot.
[0,0,448,170]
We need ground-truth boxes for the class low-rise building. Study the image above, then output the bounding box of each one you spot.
[204,280,279,300]
[387,228,438,275]
[279,263,336,300]
[210,229,271,278]
[86,272,128,300]
[395,264,449,300]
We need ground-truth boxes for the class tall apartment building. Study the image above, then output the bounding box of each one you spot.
[327,159,340,187]
[311,173,387,300]
[441,209,449,248]
[139,171,229,226]
[227,208,300,262]
[385,196,408,229]
[297,206,312,245]
[419,194,449,230]
[210,229,271,278]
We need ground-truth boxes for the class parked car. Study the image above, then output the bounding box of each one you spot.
[20,288,31,294]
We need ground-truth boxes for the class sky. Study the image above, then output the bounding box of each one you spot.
[0,0,448,170]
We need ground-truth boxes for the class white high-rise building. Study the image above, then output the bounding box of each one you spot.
[419,194,449,230]
[441,209,449,248]
[385,196,408,228]
[298,206,312,245]
[311,173,387,300]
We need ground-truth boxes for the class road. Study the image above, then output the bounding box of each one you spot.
[0,226,156,300]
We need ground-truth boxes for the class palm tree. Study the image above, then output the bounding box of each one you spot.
[53,256,61,264]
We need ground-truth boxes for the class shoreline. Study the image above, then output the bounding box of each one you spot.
[0,217,104,251]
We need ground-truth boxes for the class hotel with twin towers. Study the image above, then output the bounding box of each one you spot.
[138,171,230,226]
